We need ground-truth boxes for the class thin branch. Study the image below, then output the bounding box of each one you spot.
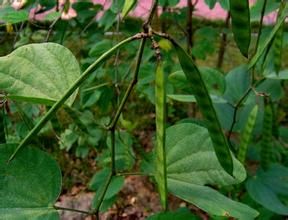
[217,12,230,69]
[106,38,147,131]
[54,205,93,215]
[92,171,113,216]
[45,13,63,42]
[227,88,252,143]
[116,172,153,176]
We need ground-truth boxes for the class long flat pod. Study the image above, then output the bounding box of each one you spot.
[274,1,285,74]
[229,0,251,57]
[261,100,273,170]
[155,61,168,209]
[172,41,233,175]
[237,105,258,164]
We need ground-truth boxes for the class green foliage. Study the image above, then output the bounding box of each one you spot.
[165,123,246,187]
[0,144,61,220]
[1,0,288,218]
[169,180,258,219]
[122,0,137,18]
[0,6,29,24]
[147,207,200,220]
[0,43,80,105]
[246,164,288,215]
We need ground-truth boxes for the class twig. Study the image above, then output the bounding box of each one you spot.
[54,205,93,215]
[217,12,230,69]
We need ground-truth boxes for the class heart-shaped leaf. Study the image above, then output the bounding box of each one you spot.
[246,164,288,215]
[166,123,246,186]
[0,143,62,220]
[0,43,80,106]
[168,179,259,220]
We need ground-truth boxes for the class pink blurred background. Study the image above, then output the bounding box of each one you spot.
[93,0,277,23]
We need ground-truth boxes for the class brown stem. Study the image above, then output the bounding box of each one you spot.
[186,0,194,53]
[217,12,230,69]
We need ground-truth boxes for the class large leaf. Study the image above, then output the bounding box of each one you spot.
[223,65,251,104]
[246,164,288,215]
[0,7,29,24]
[168,179,259,220]
[166,123,246,186]
[0,144,62,220]
[0,43,80,106]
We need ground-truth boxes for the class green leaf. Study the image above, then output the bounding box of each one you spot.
[102,131,135,171]
[0,43,80,106]
[90,169,124,209]
[250,0,280,22]
[147,207,200,220]
[166,123,246,186]
[89,40,113,58]
[265,69,288,80]
[246,164,288,215]
[256,79,283,101]
[122,0,137,19]
[167,94,227,103]
[204,0,217,9]
[223,65,250,104]
[172,40,233,175]
[168,179,259,219]
[59,128,78,151]
[159,0,180,6]
[0,143,61,220]
[0,7,29,24]
[98,9,117,31]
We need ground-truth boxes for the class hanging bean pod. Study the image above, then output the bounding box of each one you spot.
[261,99,273,170]
[274,1,285,74]
[155,61,168,209]
[229,0,251,57]
[237,105,258,164]
[172,41,233,176]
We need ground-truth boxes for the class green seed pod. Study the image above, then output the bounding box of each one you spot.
[172,41,233,176]
[155,61,168,209]
[261,100,273,170]
[237,105,258,164]
[274,2,285,74]
[229,0,251,57]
